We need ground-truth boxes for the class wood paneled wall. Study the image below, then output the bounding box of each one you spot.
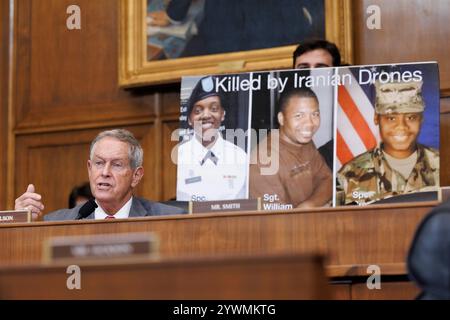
[353,0,450,95]
[4,0,181,211]
[1,0,449,211]
[0,0,10,209]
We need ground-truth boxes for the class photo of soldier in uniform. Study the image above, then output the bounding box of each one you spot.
[176,75,250,201]
[336,63,440,205]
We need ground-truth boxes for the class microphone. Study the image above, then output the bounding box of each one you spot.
[76,199,98,220]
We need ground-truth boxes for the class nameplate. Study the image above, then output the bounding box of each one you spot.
[189,199,260,214]
[43,232,159,263]
[439,186,450,203]
[0,210,30,223]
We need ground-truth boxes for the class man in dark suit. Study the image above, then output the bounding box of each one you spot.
[15,129,185,221]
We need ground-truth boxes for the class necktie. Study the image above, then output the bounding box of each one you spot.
[200,150,219,166]
[105,215,115,219]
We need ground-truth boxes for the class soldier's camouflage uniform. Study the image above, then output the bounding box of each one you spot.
[336,143,439,205]
[336,79,440,205]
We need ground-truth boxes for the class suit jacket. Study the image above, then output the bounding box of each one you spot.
[43,197,186,221]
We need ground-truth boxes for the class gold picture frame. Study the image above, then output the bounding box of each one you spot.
[119,0,353,87]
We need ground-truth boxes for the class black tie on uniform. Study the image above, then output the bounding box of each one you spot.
[200,150,219,165]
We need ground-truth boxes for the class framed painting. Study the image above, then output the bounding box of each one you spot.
[119,0,353,87]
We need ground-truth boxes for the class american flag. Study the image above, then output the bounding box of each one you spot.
[336,67,380,170]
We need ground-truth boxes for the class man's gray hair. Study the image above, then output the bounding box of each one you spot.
[90,129,143,169]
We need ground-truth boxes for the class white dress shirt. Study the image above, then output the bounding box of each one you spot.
[176,135,248,201]
[94,197,133,220]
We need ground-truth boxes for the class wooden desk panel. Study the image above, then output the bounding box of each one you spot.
[0,202,435,277]
[351,281,420,300]
[0,253,329,300]
[331,278,420,300]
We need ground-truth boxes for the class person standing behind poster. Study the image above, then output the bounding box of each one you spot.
[176,76,248,201]
[292,39,342,170]
[336,80,440,205]
[249,87,332,209]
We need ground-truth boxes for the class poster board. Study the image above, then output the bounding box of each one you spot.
[175,62,440,209]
